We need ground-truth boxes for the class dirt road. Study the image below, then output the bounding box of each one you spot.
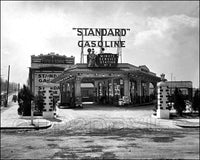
[1,105,199,159]
[1,127,199,159]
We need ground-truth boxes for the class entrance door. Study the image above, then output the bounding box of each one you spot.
[81,83,95,102]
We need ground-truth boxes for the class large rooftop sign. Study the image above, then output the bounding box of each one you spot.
[73,28,130,48]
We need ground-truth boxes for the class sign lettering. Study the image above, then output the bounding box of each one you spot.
[87,53,118,68]
[34,72,62,96]
[73,28,130,48]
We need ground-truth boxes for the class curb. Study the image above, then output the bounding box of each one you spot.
[0,123,52,130]
[175,121,199,128]
[176,126,199,128]
[175,124,199,128]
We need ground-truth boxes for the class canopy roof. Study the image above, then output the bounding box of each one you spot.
[51,63,161,83]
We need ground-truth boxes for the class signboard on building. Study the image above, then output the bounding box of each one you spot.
[87,53,118,68]
[34,72,62,96]
[31,54,74,65]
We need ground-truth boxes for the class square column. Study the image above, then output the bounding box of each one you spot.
[136,80,142,103]
[74,77,82,107]
[124,78,130,97]
[75,77,81,97]
[136,80,142,96]
[110,79,114,97]
[123,78,130,104]
[146,82,150,96]
[94,81,99,102]
[146,82,150,102]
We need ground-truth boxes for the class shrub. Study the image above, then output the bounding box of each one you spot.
[17,85,34,116]
[34,92,44,113]
[192,89,200,115]
[173,88,186,116]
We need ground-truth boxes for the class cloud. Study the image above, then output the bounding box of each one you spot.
[133,14,198,55]
[143,1,199,18]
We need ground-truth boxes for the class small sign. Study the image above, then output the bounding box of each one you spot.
[87,53,118,68]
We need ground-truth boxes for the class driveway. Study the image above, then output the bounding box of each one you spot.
[54,104,179,131]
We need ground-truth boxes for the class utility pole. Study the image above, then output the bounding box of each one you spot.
[170,73,173,104]
[117,35,122,63]
[100,29,104,54]
[18,83,20,93]
[80,30,84,63]
[5,65,10,107]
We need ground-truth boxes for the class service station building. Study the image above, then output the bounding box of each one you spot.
[29,28,163,108]
[51,52,161,107]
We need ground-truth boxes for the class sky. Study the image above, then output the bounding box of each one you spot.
[1,1,199,88]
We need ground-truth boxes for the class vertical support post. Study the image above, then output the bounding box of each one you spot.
[74,77,82,107]
[117,30,122,63]
[124,78,130,97]
[29,68,32,93]
[6,65,10,107]
[75,77,81,97]
[146,82,150,102]
[18,83,20,93]
[110,79,114,97]
[94,81,99,102]
[136,79,142,103]
[170,73,173,103]
[124,77,130,104]
[59,82,62,104]
[80,31,84,63]
[100,29,104,54]
[31,100,34,125]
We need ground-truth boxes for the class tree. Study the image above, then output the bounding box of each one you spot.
[34,92,44,113]
[17,85,34,116]
[192,89,200,115]
[173,88,186,116]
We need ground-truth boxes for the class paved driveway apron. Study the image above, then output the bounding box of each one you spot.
[54,104,180,131]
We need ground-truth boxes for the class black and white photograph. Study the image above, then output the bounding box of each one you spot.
[1,1,199,159]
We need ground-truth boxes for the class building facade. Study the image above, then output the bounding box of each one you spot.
[29,52,75,102]
[165,81,193,100]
